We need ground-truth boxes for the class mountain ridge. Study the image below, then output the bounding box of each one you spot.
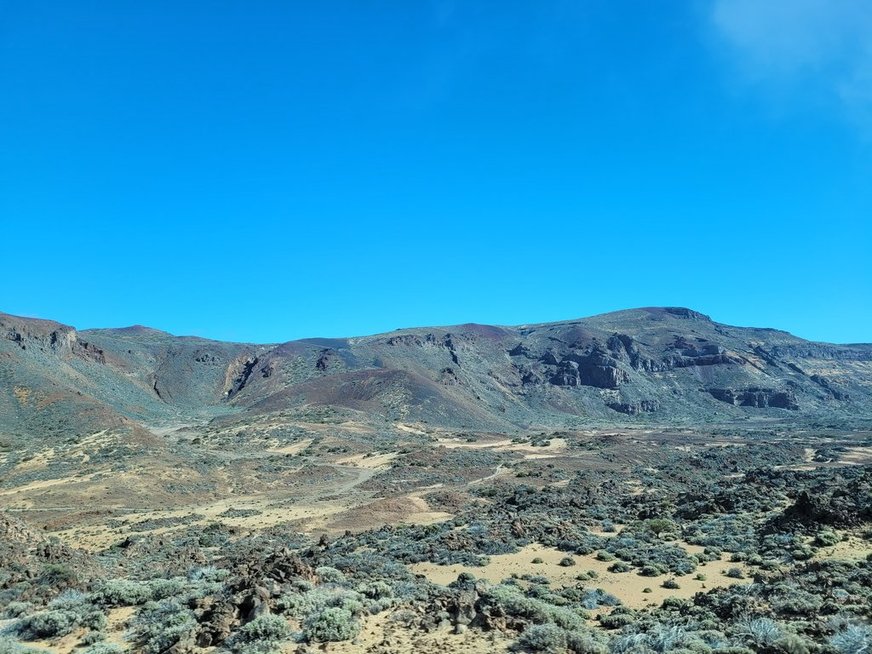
[2,306,871,443]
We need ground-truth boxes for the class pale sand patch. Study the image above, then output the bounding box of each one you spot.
[0,472,102,499]
[335,452,399,468]
[53,494,353,551]
[266,437,314,455]
[410,543,752,610]
[435,437,568,456]
[397,423,429,435]
[840,447,872,465]
[813,532,872,562]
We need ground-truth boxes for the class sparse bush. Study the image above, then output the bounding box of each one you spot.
[559,557,576,567]
[662,578,680,589]
[303,607,360,643]
[82,644,123,654]
[514,624,566,652]
[725,567,744,579]
[814,530,840,547]
[12,592,105,641]
[735,616,782,648]
[13,610,77,640]
[608,562,631,573]
[829,624,871,654]
[131,599,196,654]
[3,602,30,619]
[316,566,346,584]
[229,614,293,652]
[0,637,39,654]
[93,579,152,607]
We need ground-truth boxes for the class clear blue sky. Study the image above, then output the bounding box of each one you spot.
[1,1,870,343]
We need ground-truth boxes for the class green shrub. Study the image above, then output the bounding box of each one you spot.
[82,644,123,654]
[829,624,871,654]
[608,562,632,573]
[3,602,30,619]
[514,624,566,652]
[303,607,360,643]
[559,557,576,568]
[228,614,293,652]
[13,610,77,640]
[814,530,840,547]
[662,578,680,589]
[316,566,346,584]
[131,599,196,654]
[93,579,153,607]
[0,637,40,654]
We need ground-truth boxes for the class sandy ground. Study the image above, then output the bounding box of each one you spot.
[410,543,753,610]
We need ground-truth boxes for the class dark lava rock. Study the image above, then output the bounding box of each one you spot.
[606,400,660,415]
[707,387,799,409]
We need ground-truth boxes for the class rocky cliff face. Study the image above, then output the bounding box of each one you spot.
[2,307,871,438]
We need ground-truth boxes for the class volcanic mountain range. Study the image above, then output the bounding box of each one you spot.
[2,306,871,444]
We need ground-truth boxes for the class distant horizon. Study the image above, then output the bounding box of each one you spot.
[2,3,870,345]
[3,304,869,347]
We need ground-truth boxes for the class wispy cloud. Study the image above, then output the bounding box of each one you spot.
[709,0,872,130]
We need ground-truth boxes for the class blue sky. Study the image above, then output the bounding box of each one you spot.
[1,1,870,343]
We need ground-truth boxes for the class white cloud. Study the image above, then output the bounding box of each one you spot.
[710,0,872,129]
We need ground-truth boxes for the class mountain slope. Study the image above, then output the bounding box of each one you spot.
[2,307,871,442]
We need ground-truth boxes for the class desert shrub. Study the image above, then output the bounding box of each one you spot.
[13,610,77,640]
[37,564,77,588]
[775,634,810,654]
[725,568,744,579]
[82,645,123,654]
[598,609,636,630]
[559,557,576,567]
[92,579,152,607]
[580,589,621,610]
[0,634,42,654]
[146,577,188,601]
[359,581,393,600]
[80,630,105,645]
[735,616,782,648]
[610,624,713,654]
[600,521,616,533]
[608,562,632,573]
[566,630,607,654]
[532,557,544,564]
[483,584,588,631]
[770,588,822,616]
[662,578,680,589]
[639,565,663,577]
[131,599,197,654]
[13,591,105,641]
[228,614,293,652]
[3,602,30,619]
[514,624,566,652]
[814,530,840,547]
[644,519,677,537]
[188,565,229,583]
[316,566,346,584]
[303,607,360,643]
[829,624,871,654]
[0,637,40,654]
[277,587,365,621]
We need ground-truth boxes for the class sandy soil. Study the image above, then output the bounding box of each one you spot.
[410,543,752,610]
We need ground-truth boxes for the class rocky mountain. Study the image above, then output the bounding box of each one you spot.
[2,307,871,442]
